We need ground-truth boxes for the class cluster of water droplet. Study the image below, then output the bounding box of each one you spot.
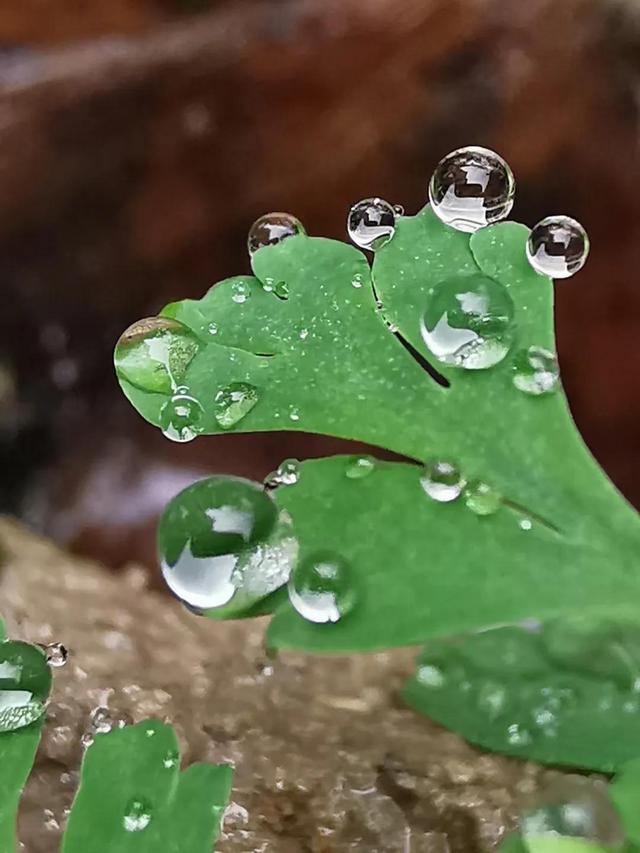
[81,706,132,749]
[420,460,502,518]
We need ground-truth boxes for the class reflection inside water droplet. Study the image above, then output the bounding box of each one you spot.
[420,460,465,502]
[213,382,259,429]
[526,216,589,279]
[0,641,51,732]
[160,388,204,442]
[512,346,559,396]
[288,551,355,624]
[421,274,515,369]
[347,198,397,251]
[43,643,69,668]
[248,212,305,256]
[265,459,300,487]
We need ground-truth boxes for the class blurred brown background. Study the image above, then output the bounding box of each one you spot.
[0,0,638,572]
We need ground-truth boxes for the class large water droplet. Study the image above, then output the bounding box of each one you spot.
[421,274,515,369]
[160,388,204,442]
[345,455,376,480]
[0,641,51,732]
[429,146,515,232]
[288,551,355,624]
[512,346,560,396]
[520,776,625,849]
[248,213,305,256]
[123,798,152,833]
[464,480,501,516]
[43,643,68,668]
[213,382,259,429]
[347,198,396,251]
[114,317,200,395]
[526,216,589,279]
[420,460,465,503]
[265,458,300,487]
[158,476,297,615]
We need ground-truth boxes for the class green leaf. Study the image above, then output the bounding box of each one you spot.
[610,758,640,843]
[116,207,640,656]
[62,719,232,853]
[403,621,640,772]
[501,836,615,853]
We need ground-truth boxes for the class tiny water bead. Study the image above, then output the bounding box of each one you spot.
[464,480,501,516]
[520,776,626,849]
[213,382,260,429]
[420,273,516,370]
[512,346,560,396]
[81,706,132,748]
[123,798,152,833]
[526,216,590,279]
[288,551,356,624]
[159,388,204,443]
[247,212,306,256]
[345,455,376,480]
[231,281,251,304]
[43,643,68,668]
[114,316,200,395]
[420,460,465,503]
[429,146,515,233]
[158,476,297,613]
[347,198,397,251]
[0,641,52,732]
[265,458,300,487]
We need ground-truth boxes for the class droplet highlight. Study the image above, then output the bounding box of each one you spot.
[512,346,560,396]
[347,198,396,251]
[420,460,465,503]
[526,216,589,279]
[123,798,152,833]
[43,643,69,668]
[421,274,515,369]
[288,551,355,624]
[429,146,515,232]
[345,455,376,480]
[213,382,259,429]
[114,317,200,395]
[464,480,501,516]
[160,388,204,442]
[248,212,305,256]
[265,458,300,487]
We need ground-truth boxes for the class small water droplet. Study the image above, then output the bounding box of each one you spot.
[114,317,201,395]
[288,551,355,624]
[163,749,179,769]
[420,460,465,502]
[43,643,68,668]
[158,476,297,614]
[289,406,300,422]
[506,722,532,746]
[123,798,152,833]
[345,455,376,480]
[207,322,218,336]
[464,480,501,516]
[393,203,405,216]
[231,281,251,304]
[160,388,204,442]
[526,216,589,279]
[347,198,396,251]
[213,382,259,429]
[477,681,507,719]
[519,518,533,531]
[265,458,300,487]
[429,146,515,232]
[274,281,289,299]
[351,273,364,289]
[299,328,309,340]
[520,776,625,848]
[262,277,275,292]
[81,706,131,748]
[416,664,446,688]
[421,274,515,369]
[248,212,305,255]
[513,346,560,396]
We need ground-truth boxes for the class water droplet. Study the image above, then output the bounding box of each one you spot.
[114,317,200,395]
[526,216,589,279]
[429,146,515,232]
[81,706,131,748]
[506,722,532,746]
[288,551,355,624]
[299,328,309,340]
[123,798,152,833]
[531,705,558,736]
[265,458,300,487]
[351,273,364,289]
[477,681,507,719]
[520,776,625,848]
[231,281,251,304]
[43,643,68,668]
[464,480,501,516]
[289,406,300,422]
[420,460,465,502]
[393,203,405,216]
[207,322,218,336]
[163,749,179,769]
[159,388,204,443]
[416,664,446,688]
[274,281,289,299]
[158,476,297,614]
[347,198,396,251]
[0,641,51,732]
[345,455,376,480]
[512,346,560,396]
[421,274,515,369]
[520,518,533,531]
[213,382,259,429]
[248,212,305,255]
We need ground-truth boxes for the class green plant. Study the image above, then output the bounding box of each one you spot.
[0,619,232,850]
[116,193,640,775]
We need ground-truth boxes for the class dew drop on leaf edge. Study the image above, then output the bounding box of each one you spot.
[160,388,204,442]
[265,458,300,487]
[512,346,560,396]
[428,146,515,233]
[288,551,356,624]
[0,640,52,732]
[420,460,465,502]
[347,198,397,251]
[247,212,306,256]
[526,215,589,279]
[345,455,376,480]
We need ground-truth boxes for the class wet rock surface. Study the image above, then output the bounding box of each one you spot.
[0,518,569,852]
